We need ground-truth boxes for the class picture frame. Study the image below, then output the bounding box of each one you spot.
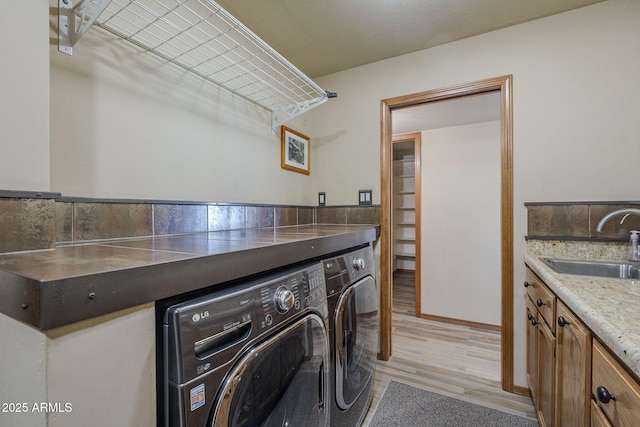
[281,125,310,175]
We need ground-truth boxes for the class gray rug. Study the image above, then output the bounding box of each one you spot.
[368,380,539,427]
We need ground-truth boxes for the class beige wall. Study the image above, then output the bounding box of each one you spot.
[0,0,50,191]
[47,1,312,204]
[420,121,501,326]
[308,0,640,386]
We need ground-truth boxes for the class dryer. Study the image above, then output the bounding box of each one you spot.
[158,262,329,427]
[323,245,378,427]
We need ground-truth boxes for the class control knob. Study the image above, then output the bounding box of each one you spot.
[352,257,366,271]
[274,286,295,313]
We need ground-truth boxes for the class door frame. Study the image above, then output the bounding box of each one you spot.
[391,132,422,316]
[379,75,514,392]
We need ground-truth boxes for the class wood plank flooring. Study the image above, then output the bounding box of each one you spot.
[362,271,537,425]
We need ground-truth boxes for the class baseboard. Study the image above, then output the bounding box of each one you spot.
[512,385,531,397]
[418,313,501,332]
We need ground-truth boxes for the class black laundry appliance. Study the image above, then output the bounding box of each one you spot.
[323,245,378,427]
[158,262,329,427]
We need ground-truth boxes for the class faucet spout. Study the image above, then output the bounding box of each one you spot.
[595,208,640,233]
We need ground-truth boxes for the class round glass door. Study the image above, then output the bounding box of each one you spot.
[335,276,378,410]
[211,314,328,427]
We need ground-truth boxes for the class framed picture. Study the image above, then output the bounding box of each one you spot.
[281,125,310,175]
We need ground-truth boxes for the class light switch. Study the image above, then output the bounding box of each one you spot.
[358,190,372,206]
[318,192,326,206]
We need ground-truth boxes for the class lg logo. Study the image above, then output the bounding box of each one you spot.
[192,310,210,323]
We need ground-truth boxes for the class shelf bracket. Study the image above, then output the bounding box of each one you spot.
[272,94,328,133]
[59,0,113,55]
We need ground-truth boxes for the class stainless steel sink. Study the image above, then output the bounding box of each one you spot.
[542,258,640,280]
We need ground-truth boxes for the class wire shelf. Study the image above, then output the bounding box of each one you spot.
[58,0,333,131]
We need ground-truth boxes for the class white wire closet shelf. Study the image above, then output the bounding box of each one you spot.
[58,0,335,131]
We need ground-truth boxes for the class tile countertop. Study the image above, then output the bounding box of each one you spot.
[0,224,377,331]
[525,255,640,379]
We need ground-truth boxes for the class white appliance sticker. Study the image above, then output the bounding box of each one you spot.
[190,384,205,411]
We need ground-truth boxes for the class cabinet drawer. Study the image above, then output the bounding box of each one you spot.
[525,267,556,332]
[592,340,640,427]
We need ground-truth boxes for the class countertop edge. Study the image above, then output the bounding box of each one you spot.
[525,254,640,379]
[2,226,378,331]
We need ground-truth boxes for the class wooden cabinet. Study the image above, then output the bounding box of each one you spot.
[590,400,613,427]
[591,340,640,427]
[526,296,539,401]
[525,267,591,427]
[525,264,640,427]
[556,300,591,427]
[525,267,557,427]
[537,318,556,427]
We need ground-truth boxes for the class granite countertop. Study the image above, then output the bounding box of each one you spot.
[0,224,377,331]
[525,254,640,379]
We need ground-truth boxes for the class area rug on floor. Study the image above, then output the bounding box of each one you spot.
[367,380,539,427]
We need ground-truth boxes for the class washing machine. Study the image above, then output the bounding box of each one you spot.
[323,245,378,427]
[158,262,329,427]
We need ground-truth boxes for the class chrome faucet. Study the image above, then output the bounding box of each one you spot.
[595,208,640,233]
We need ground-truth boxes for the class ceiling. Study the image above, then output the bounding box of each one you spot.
[215,0,605,78]
[392,91,501,134]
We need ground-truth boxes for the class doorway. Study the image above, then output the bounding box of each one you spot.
[379,75,515,392]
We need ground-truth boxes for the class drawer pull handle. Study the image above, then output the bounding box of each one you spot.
[557,316,570,327]
[536,299,546,307]
[524,281,531,288]
[596,386,616,404]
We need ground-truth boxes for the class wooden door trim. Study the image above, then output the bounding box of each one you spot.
[391,132,422,316]
[379,75,514,392]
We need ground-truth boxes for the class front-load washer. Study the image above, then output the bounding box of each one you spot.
[323,245,378,427]
[158,262,329,427]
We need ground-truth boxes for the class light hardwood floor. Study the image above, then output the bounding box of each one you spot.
[362,271,537,425]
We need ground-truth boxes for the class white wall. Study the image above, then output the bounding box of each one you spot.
[308,0,640,386]
[0,313,47,427]
[421,121,501,326]
[0,0,50,191]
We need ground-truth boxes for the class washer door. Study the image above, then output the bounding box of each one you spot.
[211,314,328,427]
[335,275,379,410]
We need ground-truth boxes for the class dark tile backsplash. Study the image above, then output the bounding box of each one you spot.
[527,205,589,238]
[154,204,208,235]
[526,202,640,241]
[0,198,56,253]
[316,207,349,224]
[0,191,380,253]
[74,202,153,241]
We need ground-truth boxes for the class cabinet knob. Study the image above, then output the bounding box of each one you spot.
[536,299,546,307]
[527,313,534,321]
[557,316,570,327]
[596,386,616,404]
[530,318,538,326]
[523,281,531,288]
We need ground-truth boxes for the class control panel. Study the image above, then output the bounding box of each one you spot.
[258,263,326,330]
[164,262,327,384]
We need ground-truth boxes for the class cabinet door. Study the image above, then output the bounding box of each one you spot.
[590,400,613,427]
[556,301,592,427]
[526,296,539,400]
[537,318,556,427]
